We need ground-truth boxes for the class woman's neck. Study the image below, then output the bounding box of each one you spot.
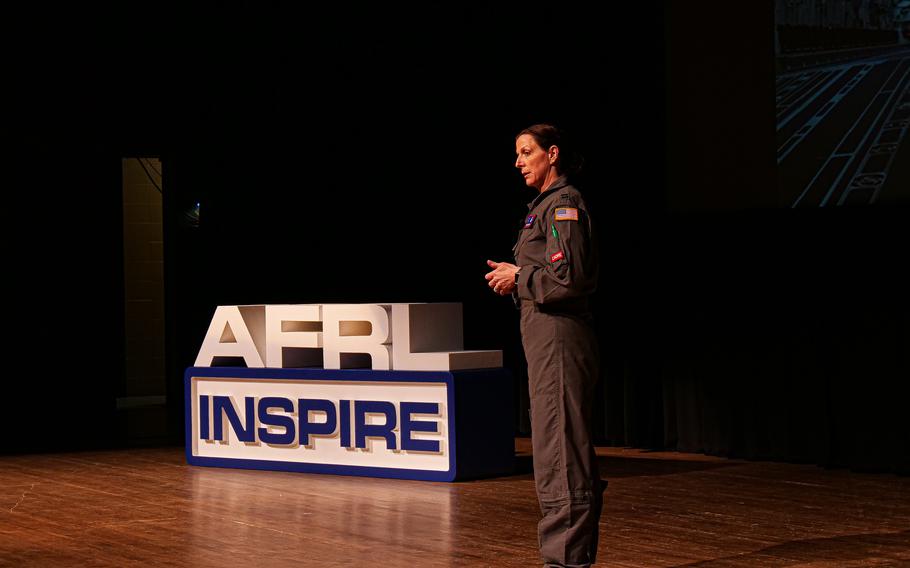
[539,170,562,193]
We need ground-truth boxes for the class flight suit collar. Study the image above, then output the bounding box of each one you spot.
[527,176,570,210]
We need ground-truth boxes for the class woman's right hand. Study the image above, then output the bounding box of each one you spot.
[485,260,519,295]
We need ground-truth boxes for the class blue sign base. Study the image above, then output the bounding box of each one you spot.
[185,366,514,482]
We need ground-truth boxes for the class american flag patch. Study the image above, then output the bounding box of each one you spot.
[523,214,537,229]
[550,250,564,263]
[555,207,578,221]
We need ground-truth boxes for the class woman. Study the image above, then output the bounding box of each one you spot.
[485,124,603,568]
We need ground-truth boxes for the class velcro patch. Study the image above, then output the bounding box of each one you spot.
[550,250,564,263]
[555,207,578,221]
[523,214,537,229]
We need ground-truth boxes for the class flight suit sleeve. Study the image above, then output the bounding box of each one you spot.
[517,199,596,304]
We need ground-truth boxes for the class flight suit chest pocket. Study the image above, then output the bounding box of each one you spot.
[513,213,540,258]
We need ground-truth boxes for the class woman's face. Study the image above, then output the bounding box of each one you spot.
[515,134,556,191]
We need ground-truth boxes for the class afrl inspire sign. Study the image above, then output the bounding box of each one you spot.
[185,303,512,481]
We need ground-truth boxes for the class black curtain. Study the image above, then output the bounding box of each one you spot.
[595,209,910,475]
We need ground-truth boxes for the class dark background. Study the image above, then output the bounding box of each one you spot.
[9,3,908,474]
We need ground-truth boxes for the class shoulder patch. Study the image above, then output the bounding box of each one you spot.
[554,207,578,221]
[523,214,537,229]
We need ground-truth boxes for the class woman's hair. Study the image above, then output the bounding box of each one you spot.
[516,123,584,178]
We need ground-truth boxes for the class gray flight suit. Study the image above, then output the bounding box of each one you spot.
[512,176,603,568]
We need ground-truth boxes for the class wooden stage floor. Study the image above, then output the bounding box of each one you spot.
[1,439,908,567]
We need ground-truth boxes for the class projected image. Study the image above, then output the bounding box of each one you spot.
[775,0,910,206]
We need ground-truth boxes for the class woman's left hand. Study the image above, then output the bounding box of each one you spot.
[485,260,519,295]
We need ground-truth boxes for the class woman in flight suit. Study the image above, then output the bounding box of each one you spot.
[485,124,603,568]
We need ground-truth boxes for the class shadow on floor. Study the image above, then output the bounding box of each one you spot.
[488,453,744,482]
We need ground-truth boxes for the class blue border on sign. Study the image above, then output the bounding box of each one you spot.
[184,366,458,481]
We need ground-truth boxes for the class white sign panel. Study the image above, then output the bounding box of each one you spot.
[188,374,451,475]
